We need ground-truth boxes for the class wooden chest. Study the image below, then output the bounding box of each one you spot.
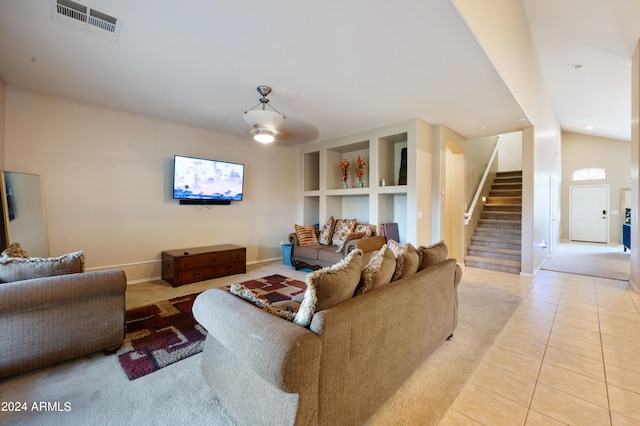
[161,244,246,287]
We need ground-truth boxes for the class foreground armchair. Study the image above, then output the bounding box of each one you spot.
[0,251,126,379]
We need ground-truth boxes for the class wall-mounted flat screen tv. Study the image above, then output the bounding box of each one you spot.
[173,155,244,202]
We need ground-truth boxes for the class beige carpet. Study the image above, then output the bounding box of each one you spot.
[541,242,630,281]
[0,281,521,426]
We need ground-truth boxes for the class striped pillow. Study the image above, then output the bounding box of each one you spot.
[295,225,319,246]
[318,216,336,245]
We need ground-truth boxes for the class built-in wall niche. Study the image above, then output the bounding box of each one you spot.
[326,140,370,189]
[378,193,407,243]
[378,132,408,187]
[326,194,370,224]
[303,151,320,192]
[303,196,320,226]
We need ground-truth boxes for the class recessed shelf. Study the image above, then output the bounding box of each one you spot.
[326,140,370,190]
[378,132,407,188]
[303,151,320,191]
[299,119,427,245]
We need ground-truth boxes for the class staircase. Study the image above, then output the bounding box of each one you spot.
[465,170,522,274]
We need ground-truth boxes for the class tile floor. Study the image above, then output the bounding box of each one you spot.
[441,265,640,425]
[127,258,640,425]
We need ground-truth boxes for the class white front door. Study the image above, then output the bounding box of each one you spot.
[570,185,609,243]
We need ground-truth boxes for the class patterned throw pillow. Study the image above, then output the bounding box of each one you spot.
[295,224,319,246]
[1,242,29,258]
[230,283,296,321]
[0,251,85,283]
[294,249,363,327]
[318,216,336,245]
[387,241,420,281]
[354,244,396,296]
[417,241,448,271]
[354,224,373,238]
[334,232,365,253]
[331,218,357,247]
[387,240,407,281]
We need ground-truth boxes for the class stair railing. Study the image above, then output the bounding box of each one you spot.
[464,136,502,225]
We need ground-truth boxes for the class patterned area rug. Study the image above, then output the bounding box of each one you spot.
[117,293,205,380]
[117,274,306,380]
[233,273,307,302]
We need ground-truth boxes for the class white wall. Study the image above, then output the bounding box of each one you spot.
[464,135,499,207]
[631,41,640,291]
[4,87,300,282]
[453,0,562,275]
[498,131,522,172]
[560,131,631,244]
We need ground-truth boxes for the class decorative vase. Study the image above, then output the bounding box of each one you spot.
[343,180,348,189]
[358,179,363,188]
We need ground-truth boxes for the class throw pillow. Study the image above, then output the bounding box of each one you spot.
[1,242,29,258]
[230,283,296,321]
[387,239,407,281]
[294,249,363,327]
[354,244,396,296]
[417,240,448,271]
[386,241,420,280]
[295,224,319,247]
[0,251,85,283]
[398,243,420,279]
[334,231,365,253]
[331,218,357,247]
[354,224,373,238]
[318,216,336,245]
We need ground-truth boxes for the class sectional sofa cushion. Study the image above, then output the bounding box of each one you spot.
[294,249,363,327]
[0,251,85,283]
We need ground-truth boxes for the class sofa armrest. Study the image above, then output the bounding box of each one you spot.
[288,232,300,247]
[0,270,127,315]
[344,235,386,254]
[193,288,322,393]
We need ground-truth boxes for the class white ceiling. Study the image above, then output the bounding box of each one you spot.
[0,0,638,145]
[522,0,640,141]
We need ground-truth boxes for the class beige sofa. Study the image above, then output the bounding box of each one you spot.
[0,269,127,379]
[193,252,460,425]
[288,230,385,270]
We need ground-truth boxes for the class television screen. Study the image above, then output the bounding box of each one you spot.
[173,155,244,201]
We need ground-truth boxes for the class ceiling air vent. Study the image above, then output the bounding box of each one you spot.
[52,0,121,40]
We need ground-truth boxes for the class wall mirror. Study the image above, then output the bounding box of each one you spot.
[0,171,49,257]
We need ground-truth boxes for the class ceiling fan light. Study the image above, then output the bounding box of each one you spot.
[243,86,285,143]
[243,109,285,129]
[251,128,276,143]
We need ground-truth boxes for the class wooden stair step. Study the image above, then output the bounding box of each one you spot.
[471,236,522,249]
[484,203,522,212]
[468,246,521,261]
[478,219,522,230]
[476,227,522,241]
[464,255,521,274]
[486,196,522,204]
